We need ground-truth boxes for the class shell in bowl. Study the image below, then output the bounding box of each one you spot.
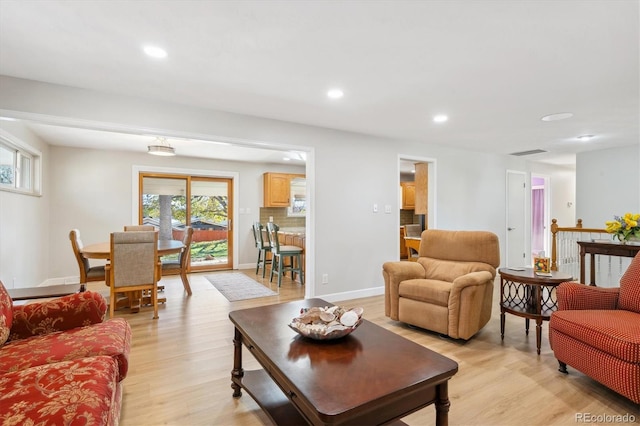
[289,306,364,340]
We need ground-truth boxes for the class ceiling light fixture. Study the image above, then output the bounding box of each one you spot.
[143,45,168,59]
[327,89,344,99]
[541,112,573,122]
[147,137,176,156]
[433,114,448,123]
[577,134,595,141]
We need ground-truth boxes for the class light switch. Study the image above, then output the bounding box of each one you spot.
[384,205,392,214]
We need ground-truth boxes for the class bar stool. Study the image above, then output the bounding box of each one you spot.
[252,222,272,278]
[266,222,304,287]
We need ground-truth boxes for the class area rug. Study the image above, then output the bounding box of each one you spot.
[206,273,277,301]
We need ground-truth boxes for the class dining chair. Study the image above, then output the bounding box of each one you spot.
[106,230,160,319]
[161,226,194,295]
[124,225,155,231]
[252,222,272,278]
[403,224,422,261]
[266,222,304,287]
[69,229,106,290]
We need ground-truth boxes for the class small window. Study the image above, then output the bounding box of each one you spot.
[0,130,42,196]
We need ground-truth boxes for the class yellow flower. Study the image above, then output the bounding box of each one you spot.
[605,220,621,233]
[623,212,638,228]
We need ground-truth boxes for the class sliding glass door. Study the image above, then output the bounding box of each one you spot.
[139,173,233,272]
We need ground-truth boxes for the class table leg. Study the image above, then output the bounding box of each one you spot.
[435,381,451,426]
[525,318,530,335]
[536,319,543,355]
[500,311,505,340]
[231,327,244,398]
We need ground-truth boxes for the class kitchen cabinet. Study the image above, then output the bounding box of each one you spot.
[263,173,305,208]
[401,182,415,210]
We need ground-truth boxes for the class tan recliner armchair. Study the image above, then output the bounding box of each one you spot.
[383,229,500,340]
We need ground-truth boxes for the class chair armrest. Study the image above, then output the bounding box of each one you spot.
[448,271,495,339]
[383,261,426,320]
[452,271,494,290]
[383,261,426,283]
[557,282,619,311]
[9,291,108,341]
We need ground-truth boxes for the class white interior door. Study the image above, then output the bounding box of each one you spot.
[506,171,527,267]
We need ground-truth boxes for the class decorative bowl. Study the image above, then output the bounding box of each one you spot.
[288,306,364,340]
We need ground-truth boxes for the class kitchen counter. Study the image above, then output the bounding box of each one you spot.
[277,227,305,235]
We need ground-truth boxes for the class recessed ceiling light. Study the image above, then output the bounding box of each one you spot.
[433,114,448,123]
[577,134,595,141]
[143,45,168,59]
[541,112,573,122]
[327,89,344,99]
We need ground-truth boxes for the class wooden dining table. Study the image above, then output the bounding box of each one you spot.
[81,239,185,260]
[81,239,185,312]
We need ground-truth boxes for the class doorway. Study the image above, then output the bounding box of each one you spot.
[139,172,234,272]
[398,156,436,260]
[531,174,550,258]
[506,170,527,267]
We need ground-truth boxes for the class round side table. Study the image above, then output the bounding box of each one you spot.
[499,267,573,354]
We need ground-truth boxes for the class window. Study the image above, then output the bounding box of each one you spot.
[0,130,42,196]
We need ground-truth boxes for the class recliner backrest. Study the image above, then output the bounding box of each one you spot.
[419,258,496,282]
[418,229,500,268]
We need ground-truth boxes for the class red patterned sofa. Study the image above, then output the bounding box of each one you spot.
[0,280,132,425]
[549,252,640,404]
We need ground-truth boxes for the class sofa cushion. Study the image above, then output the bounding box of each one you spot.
[419,258,495,283]
[9,291,107,340]
[550,309,640,363]
[618,252,640,313]
[0,318,131,381]
[0,355,120,426]
[0,281,12,346]
[399,279,451,307]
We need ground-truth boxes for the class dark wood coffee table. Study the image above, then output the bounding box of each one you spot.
[229,298,458,425]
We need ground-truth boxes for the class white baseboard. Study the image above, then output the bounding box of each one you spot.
[40,276,80,287]
[237,263,256,270]
[315,285,385,303]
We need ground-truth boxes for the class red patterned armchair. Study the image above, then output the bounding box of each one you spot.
[549,252,640,404]
[0,280,132,425]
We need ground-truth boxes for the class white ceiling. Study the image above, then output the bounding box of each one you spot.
[0,0,638,170]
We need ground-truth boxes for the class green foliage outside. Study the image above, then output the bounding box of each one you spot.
[142,194,227,224]
[143,193,229,260]
[163,240,228,262]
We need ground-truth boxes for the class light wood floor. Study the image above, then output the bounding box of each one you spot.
[87,271,639,425]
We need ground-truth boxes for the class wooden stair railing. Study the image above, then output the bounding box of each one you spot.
[550,218,633,287]
[550,218,607,271]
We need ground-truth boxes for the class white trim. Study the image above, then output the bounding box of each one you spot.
[318,285,385,303]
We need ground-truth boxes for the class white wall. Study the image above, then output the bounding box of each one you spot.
[0,76,577,301]
[0,120,50,288]
[576,145,640,227]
